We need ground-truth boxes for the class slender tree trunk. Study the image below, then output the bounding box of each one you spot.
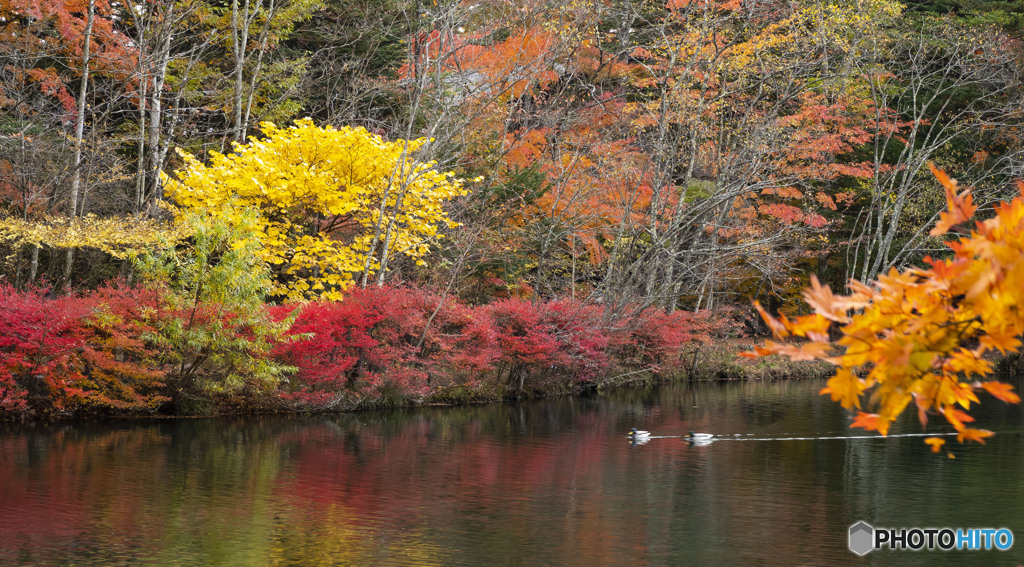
[231,0,253,142]
[135,47,149,212]
[241,0,277,140]
[145,19,173,214]
[65,0,95,288]
[29,245,39,284]
[361,2,423,288]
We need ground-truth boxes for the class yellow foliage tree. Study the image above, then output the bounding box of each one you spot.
[0,214,188,260]
[746,165,1021,453]
[164,119,469,301]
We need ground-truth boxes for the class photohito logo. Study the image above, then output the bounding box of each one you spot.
[848,522,1013,556]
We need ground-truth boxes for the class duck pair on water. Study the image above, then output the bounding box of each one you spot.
[628,429,712,442]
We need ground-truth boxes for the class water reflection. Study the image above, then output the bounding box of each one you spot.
[0,379,1021,566]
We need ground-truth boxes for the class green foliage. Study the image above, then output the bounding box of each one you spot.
[904,0,1024,35]
[486,164,550,205]
[135,206,294,412]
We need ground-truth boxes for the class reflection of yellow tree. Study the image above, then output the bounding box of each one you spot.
[267,502,445,566]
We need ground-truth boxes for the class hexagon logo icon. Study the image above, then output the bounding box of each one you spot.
[849,521,874,556]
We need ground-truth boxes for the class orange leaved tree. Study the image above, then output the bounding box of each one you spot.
[746,164,1021,453]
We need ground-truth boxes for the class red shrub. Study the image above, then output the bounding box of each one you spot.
[0,284,90,414]
[435,302,498,384]
[271,288,731,408]
[369,287,497,385]
[348,286,430,389]
[609,307,719,372]
[0,281,740,416]
[539,299,610,379]
[274,285,506,407]
[0,283,170,417]
[272,301,381,406]
[74,284,168,412]
[481,298,567,389]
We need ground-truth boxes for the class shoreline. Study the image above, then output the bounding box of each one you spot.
[3,339,839,423]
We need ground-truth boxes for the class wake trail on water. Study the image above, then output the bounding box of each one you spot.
[720,432,960,442]
[645,432,961,441]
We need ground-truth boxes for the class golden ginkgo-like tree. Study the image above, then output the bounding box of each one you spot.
[164,118,469,301]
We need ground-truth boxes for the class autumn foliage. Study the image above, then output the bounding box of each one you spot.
[0,283,166,416]
[164,119,469,302]
[748,165,1022,448]
[4,0,1024,436]
[273,287,721,410]
[0,281,721,417]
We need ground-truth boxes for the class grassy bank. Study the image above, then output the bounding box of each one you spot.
[407,339,837,409]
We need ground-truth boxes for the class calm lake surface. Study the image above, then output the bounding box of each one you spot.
[2,378,1023,566]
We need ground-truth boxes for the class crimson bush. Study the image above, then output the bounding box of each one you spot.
[0,284,90,414]
[0,284,167,416]
[0,282,724,417]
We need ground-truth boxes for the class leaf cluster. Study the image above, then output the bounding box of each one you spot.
[164,118,469,301]
[747,164,1022,450]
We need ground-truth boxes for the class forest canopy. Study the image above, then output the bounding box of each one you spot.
[0,0,1021,427]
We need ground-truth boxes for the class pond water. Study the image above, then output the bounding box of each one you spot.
[1,378,1022,566]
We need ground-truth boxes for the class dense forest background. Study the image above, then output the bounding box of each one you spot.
[1,0,1023,415]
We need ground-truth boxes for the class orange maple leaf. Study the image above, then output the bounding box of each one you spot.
[821,368,864,409]
[739,344,780,358]
[928,162,977,236]
[913,392,931,426]
[938,378,980,409]
[788,313,831,341]
[773,341,832,361]
[753,301,789,339]
[937,403,970,429]
[924,437,946,453]
[803,275,849,322]
[942,406,976,431]
[978,333,1021,354]
[946,407,975,426]
[850,412,880,432]
[979,381,1022,404]
[957,428,995,444]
